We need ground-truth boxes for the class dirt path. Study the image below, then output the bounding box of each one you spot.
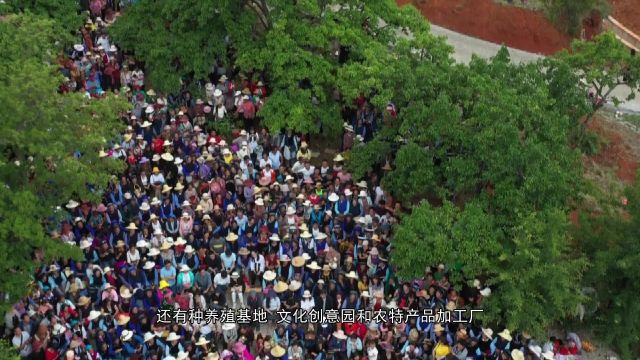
[610,0,640,36]
[397,0,570,54]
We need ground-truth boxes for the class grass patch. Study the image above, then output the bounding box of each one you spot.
[621,114,640,127]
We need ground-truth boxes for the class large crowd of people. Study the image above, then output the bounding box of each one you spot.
[5,4,587,360]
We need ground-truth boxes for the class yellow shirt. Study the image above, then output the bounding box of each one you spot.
[434,342,451,360]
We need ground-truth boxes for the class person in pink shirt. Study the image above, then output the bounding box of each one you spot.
[178,212,193,237]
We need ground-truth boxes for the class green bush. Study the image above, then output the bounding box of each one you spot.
[542,0,609,36]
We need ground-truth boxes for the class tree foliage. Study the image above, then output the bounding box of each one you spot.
[0,13,130,309]
[573,180,640,359]
[110,0,453,134]
[369,48,587,334]
[0,0,83,39]
[556,32,640,119]
[541,0,609,36]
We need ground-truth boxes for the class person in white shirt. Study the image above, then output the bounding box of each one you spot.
[248,251,265,283]
[213,270,231,292]
[320,160,331,177]
[259,153,272,169]
[150,168,165,185]
[127,246,140,265]
[12,327,32,358]
[268,148,282,169]
[300,290,315,311]
[300,160,315,181]
[150,167,165,198]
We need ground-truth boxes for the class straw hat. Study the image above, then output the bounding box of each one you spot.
[346,271,358,280]
[303,290,312,298]
[541,351,555,360]
[66,200,79,209]
[207,353,220,360]
[143,261,156,270]
[140,202,150,211]
[148,248,160,256]
[144,332,156,343]
[226,233,238,242]
[195,337,210,346]
[328,193,339,202]
[166,332,181,342]
[434,323,445,333]
[121,329,133,342]
[481,328,494,339]
[88,310,102,321]
[269,234,281,242]
[120,287,133,299]
[292,256,305,267]
[306,261,321,270]
[511,349,524,360]
[177,351,189,360]
[222,323,236,331]
[271,346,286,358]
[52,324,66,336]
[136,240,149,248]
[162,151,174,161]
[286,207,296,215]
[184,245,195,254]
[274,281,289,293]
[238,247,250,256]
[117,314,131,326]
[497,329,512,341]
[361,290,371,298]
[263,270,276,281]
[333,154,344,162]
[180,264,191,272]
[77,296,91,306]
[332,330,347,340]
[289,280,302,292]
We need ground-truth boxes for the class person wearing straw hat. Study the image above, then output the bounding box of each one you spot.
[494,328,513,357]
[230,271,245,308]
[164,332,184,358]
[176,264,194,292]
[270,344,286,359]
[300,290,315,312]
[160,259,177,288]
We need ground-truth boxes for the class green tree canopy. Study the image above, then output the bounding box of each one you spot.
[110,0,453,133]
[359,48,587,335]
[0,0,83,39]
[573,178,640,359]
[0,13,129,308]
[555,31,640,119]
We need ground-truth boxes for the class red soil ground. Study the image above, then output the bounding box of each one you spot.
[397,0,571,54]
[587,116,639,184]
[610,0,640,36]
